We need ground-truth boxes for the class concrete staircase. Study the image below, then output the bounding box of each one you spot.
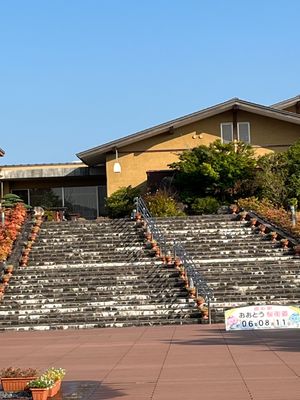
[0,219,200,331]
[155,214,300,322]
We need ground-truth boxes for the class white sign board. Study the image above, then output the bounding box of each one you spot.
[225,305,300,331]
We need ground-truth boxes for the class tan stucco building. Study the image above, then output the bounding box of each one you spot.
[1,96,300,217]
[78,96,300,196]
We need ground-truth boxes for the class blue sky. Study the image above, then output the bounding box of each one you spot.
[0,0,299,165]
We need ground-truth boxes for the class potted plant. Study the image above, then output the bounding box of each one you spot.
[174,257,181,268]
[28,376,55,400]
[44,367,66,397]
[1,274,11,285]
[239,211,247,221]
[165,252,173,265]
[5,264,14,275]
[135,212,142,221]
[0,367,39,392]
[187,286,196,297]
[200,305,209,320]
[281,238,289,249]
[294,244,300,256]
[270,231,278,242]
[196,296,205,307]
[250,217,257,227]
[230,204,238,214]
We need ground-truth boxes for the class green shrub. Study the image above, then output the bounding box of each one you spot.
[106,186,140,218]
[1,193,25,208]
[191,197,220,215]
[1,193,31,209]
[144,191,185,217]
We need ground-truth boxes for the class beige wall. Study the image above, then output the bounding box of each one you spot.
[106,110,300,195]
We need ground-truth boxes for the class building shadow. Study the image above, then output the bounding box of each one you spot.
[161,327,300,353]
[57,380,125,400]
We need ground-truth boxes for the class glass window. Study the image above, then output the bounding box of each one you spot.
[11,189,30,205]
[29,188,63,208]
[12,185,106,219]
[64,186,98,220]
[221,123,233,143]
[238,122,250,143]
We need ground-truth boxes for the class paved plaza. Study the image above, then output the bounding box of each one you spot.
[1,324,300,399]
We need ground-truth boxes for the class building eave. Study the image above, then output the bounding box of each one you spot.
[77,98,300,166]
[271,95,300,110]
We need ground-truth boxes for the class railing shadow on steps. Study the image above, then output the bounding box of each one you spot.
[109,217,146,262]
[133,197,214,323]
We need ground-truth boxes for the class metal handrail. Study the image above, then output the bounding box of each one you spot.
[173,240,213,304]
[133,197,167,256]
[133,197,213,312]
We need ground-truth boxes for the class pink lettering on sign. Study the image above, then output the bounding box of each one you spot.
[274,311,280,317]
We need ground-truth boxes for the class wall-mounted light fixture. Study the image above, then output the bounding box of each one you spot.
[192,132,204,139]
[113,148,121,173]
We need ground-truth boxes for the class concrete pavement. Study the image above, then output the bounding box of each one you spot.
[1,324,300,399]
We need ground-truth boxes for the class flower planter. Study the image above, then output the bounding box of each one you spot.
[174,258,181,267]
[30,388,49,400]
[188,287,196,297]
[135,212,142,221]
[281,239,289,249]
[230,205,238,214]
[239,211,247,221]
[294,245,300,256]
[196,296,205,306]
[48,380,61,397]
[1,376,38,392]
[5,265,14,274]
[270,232,278,242]
[154,247,160,257]
[165,256,173,265]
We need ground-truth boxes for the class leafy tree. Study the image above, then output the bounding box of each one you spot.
[106,186,140,218]
[285,139,300,201]
[144,190,185,217]
[170,140,256,204]
[191,196,220,214]
[255,152,288,206]
[255,140,300,206]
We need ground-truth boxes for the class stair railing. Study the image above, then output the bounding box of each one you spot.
[173,240,213,322]
[133,196,213,323]
[133,197,167,257]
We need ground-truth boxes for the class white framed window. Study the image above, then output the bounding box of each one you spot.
[220,123,233,143]
[238,122,251,143]
[221,122,251,144]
